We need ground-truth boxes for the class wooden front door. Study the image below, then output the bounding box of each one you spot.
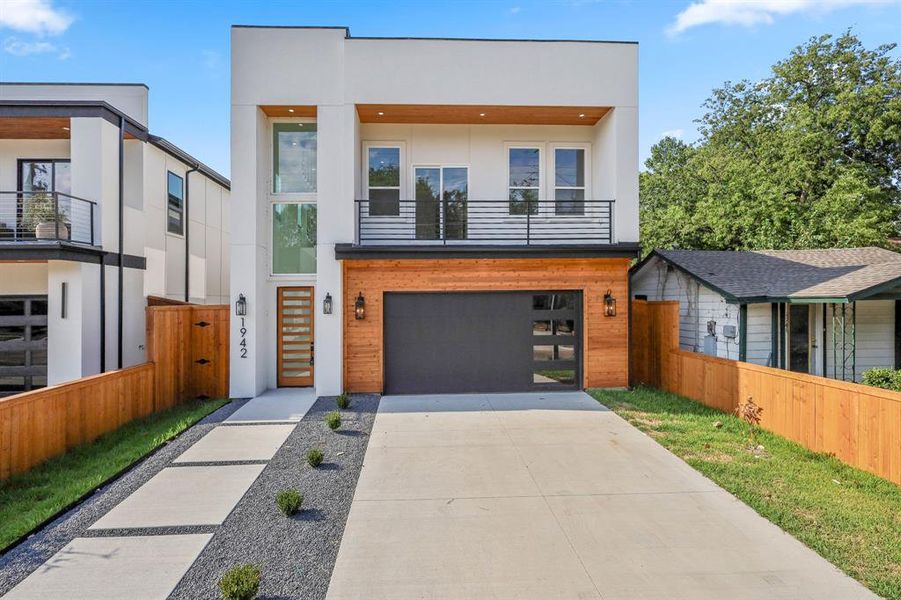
[277,287,314,387]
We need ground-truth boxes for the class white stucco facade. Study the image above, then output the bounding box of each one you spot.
[0,84,230,394]
[230,27,639,398]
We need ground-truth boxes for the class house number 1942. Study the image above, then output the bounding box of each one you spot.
[239,318,248,359]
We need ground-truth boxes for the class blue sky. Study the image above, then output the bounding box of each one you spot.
[1,0,899,178]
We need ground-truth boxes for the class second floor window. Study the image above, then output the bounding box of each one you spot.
[367,147,401,216]
[19,159,71,194]
[273,123,317,194]
[508,147,540,215]
[167,171,184,235]
[554,147,586,216]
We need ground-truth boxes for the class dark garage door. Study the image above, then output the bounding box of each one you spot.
[383,291,581,394]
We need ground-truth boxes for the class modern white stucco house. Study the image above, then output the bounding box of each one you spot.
[230,26,639,399]
[631,248,901,382]
[0,83,230,396]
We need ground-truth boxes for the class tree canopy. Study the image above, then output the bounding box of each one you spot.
[640,32,900,255]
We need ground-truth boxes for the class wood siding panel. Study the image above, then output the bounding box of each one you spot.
[632,299,901,484]
[343,258,631,393]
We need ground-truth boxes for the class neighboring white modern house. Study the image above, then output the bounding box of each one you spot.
[0,83,230,396]
[230,26,639,398]
[631,248,901,382]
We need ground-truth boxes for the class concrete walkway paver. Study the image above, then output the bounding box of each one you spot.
[89,464,265,529]
[173,423,295,463]
[3,534,212,600]
[225,387,317,423]
[327,391,876,600]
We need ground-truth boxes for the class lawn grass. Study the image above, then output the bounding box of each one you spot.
[589,386,901,600]
[0,397,227,552]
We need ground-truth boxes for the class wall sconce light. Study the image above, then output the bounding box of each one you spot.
[235,293,247,316]
[323,292,333,315]
[603,289,617,317]
[354,292,365,320]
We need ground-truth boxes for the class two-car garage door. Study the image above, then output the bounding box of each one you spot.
[383,291,581,394]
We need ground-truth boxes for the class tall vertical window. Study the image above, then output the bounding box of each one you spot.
[272,203,317,274]
[273,123,317,193]
[554,148,586,215]
[367,147,400,216]
[508,147,540,215]
[167,171,184,235]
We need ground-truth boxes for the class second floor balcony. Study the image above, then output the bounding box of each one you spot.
[0,191,99,246]
[356,198,614,246]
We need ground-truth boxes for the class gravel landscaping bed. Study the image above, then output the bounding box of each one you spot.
[169,394,379,600]
[0,399,246,595]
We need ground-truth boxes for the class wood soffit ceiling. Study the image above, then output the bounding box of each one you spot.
[356,104,611,125]
[0,117,138,140]
[260,105,317,118]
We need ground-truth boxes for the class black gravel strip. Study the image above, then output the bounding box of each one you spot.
[0,399,246,595]
[82,525,220,538]
[169,394,380,600]
[168,460,271,468]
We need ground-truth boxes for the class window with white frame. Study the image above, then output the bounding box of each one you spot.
[552,147,587,215]
[273,122,317,194]
[366,146,401,216]
[271,203,317,274]
[508,147,540,215]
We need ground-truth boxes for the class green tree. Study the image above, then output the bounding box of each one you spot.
[640,31,900,255]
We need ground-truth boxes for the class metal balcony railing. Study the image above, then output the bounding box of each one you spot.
[355,198,614,245]
[0,191,98,246]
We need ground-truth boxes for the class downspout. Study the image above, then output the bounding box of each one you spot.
[183,167,199,303]
[99,261,106,373]
[117,116,125,369]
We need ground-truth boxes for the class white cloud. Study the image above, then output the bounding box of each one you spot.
[0,0,73,36]
[3,36,69,58]
[510,6,522,14]
[667,0,898,35]
[660,129,685,139]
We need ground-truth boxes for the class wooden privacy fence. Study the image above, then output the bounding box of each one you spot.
[631,300,901,485]
[0,304,229,480]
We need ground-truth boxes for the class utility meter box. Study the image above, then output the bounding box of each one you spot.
[723,325,737,339]
[703,334,718,356]
[706,320,717,335]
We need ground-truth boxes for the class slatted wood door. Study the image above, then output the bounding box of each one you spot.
[277,287,314,387]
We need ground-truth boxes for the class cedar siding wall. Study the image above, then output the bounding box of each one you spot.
[632,300,901,485]
[343,257,631,393]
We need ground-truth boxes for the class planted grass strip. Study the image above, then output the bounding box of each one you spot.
[590,386,901,600]
[0,398,226,552]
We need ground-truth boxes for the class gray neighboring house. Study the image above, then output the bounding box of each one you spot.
[630,247,901,382]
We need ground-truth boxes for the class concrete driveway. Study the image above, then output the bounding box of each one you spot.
[326,392,874,600]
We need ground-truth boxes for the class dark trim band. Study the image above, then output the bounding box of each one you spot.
[335,243,641,261]
[0,242,146,269]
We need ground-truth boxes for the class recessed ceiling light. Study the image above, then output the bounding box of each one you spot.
[288,108,295,113]
[62,126,70,131]
[377,111,384,116]
[479,112,486,117]
[579,113,586,118]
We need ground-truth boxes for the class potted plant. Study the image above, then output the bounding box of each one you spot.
[23,192,69,240]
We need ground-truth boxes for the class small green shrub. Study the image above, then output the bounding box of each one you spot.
[218,564,261,600]
[336,393,350,409]
[275,488,303,516]
[325,410,341,430]
[306,447,324,467]
[862,367,901,392]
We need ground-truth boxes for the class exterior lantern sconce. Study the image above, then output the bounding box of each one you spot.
[354,292,366,320]
[235,293,247,316]
[603,289,616,317]
[323,292,333,315]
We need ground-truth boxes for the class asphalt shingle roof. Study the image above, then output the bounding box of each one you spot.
[649,247,901,302]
